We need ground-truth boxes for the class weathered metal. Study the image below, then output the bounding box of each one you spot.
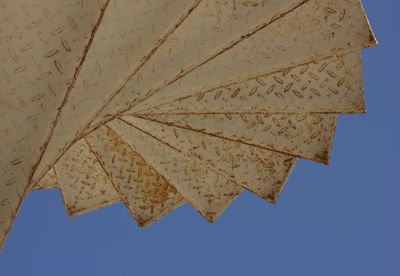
[143,52,365,115]
[109,119,243,222]
[122,116,296,202]
[33,0,376,189]
[0,0,377,251]
[33,0,308,185]
[85,125,185,227]
[135,113,337,164]
[112,0,376,116]
[0,0,108,250]
[33,168,59,190]
[32,0,200,185]
[55,139,121,217]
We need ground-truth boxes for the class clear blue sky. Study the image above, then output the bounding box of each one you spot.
[1,1,398,275]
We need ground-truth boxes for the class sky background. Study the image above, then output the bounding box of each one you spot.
[0,1,399,275]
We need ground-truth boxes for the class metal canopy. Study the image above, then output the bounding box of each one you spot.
[0,0,376,250]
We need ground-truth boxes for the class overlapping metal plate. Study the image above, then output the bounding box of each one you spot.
[143,52,365,114]
[0,0,377,250]
[85,125,185,227]
[32,0,309,183]
[33,168,59,190]
[135,113,337,164]
[32,0,201,185]
[0,0,108,250]
[121,116,296,202]
[109,119,243,222]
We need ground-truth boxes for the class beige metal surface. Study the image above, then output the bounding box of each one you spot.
[0,0,377,251]
[109,119,243,222]
[0,0,107,250]
[123,116,296,202]
[143,52,365,115]
[34,0,309,188]
[91,0,375,127]
[33,0,201,186]
[55,139,120,217]
[33,168,59,190]
[137,113,337,164]
[85,125,185,227]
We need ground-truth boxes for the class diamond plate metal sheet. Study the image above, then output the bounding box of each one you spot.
[124,116,296,202]
[85,125,185,227]
[137,113,337,164]
[33,0,200,186]
[55,139,120,217]
[109,119,243,222]
[144,52,365,115]
[0,0,107,250]
[33,168,59,190]
[0,0,377,251]
[93,0,375,125]
[37,0,318,179]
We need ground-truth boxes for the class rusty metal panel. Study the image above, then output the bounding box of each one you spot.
[108,119,243,223]
[34,0,309,188]
[0,0,107,250]
[32,0,200,186]
[33,168,59,190]
[0,0,377,251]
[92,0,376,122]
[54,140,120,218]
[136,113,337,164]
[85,125,185,227]
[144,52,365,115]
[33,0,200,185]
[123,116,296,202]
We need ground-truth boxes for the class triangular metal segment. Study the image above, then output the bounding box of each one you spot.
[85,125,185,227]
[137,113,337,164]
[124,116,296,202]
[126,0,375,115]
[33,168,59,190]
[33,0,200,186]
[109,119,243,223]
[0,0,108,250]
[55,140,120,218]
[143,52,365,115]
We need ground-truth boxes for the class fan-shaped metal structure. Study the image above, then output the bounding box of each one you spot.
[0,0,377,250]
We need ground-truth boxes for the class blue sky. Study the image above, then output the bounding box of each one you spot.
[1,1,399,275]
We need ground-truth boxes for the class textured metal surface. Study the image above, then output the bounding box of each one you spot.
[109,119,243,222]
[137,113,337,164]
[92,0,375,125]
[0,0,107,250]
[143,52,365,114]
[55,139,120,217]
[123,116,296,202]
[0,0,377,251]
[33,168,59,190]
[35,0,309,188]
[33,0,200,186]
[85,125,185,227]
